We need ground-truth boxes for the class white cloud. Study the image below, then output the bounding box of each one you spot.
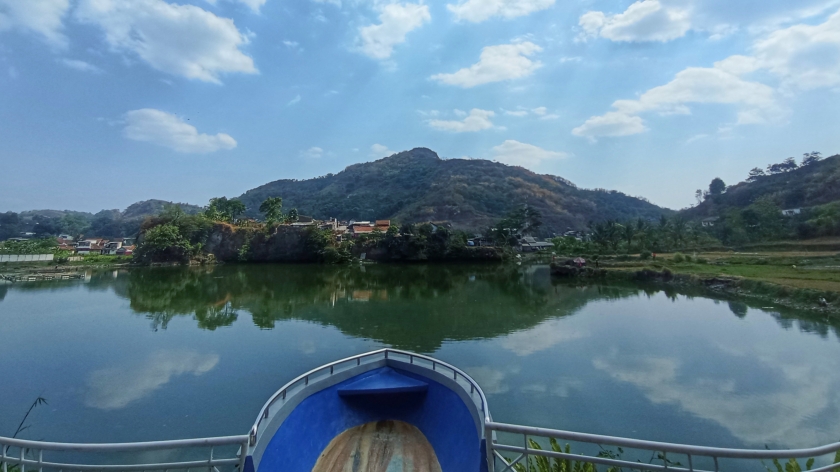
[312,0,341,6]
[752,9,840,91]
[76,0,257,84]
[428,108,497,132]
[58,58,103,73]
[501,319,587,356]
[283,40,300,49]
[0,0,69,47]
[123,108,237,153]
[431,42,542,88]
[447,0,554,23]
[593,350,840,447]
[463,365,520,395]
[86,350,218,410]
[301,146,324,159]
[531,106,547,115]
[370,143,394,157]
[357,3,430,60]
[574,10,840,139]
[490,140,567,168]
[232,0,266,12]
[572,112,648,140]
[540,113,560,120]
[579,0,691,43]
[573,59,781,139]
[287,94,301,106]
[504,109,529,117]
[207,0,267,12]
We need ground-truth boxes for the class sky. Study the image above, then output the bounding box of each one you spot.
[1,0,839,213]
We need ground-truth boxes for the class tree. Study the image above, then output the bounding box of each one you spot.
[60,214,90,239]
[622,223,636,248]
[709,178,726,196]
[159,203,186,222]
[767,158,797,174]
[285,208,299,223]
[133,224,192,263]
[206,197,247,223]
[747,167,765,182]
[669,217,687,247]
[695,189,703,205]
[0,211,21,240]
[259,197,283,224]
[781,157,798,171]
[802,151,822,166]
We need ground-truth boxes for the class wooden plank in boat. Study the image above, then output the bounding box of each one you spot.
[312,420,442,472]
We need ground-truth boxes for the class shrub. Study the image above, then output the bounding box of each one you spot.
[672,253,686,263]
[640,251,652,260]
[696,257,708,264]
[133,224,193,264]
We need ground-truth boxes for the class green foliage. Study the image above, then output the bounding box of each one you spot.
[0,238,58,254]
[510,439,617,472]
[205,197,247,223]
[709,177,726,195]
[673,253,686,263]
[640,251,651,260]
[60,213,91,238]
[259,197,283,224]
[687,153,840,242]
[134,224,193,264]
[238,240,251,262]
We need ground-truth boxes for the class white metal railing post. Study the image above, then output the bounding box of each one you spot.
[485,422,495,472]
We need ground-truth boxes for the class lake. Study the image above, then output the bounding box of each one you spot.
[1,264,839,464]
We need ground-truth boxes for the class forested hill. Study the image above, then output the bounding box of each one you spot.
[685,153,840,218]
[239,148,671,234]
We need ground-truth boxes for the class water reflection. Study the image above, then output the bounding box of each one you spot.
[116,265,639,352]
[85,350,219,410]
[2,264,840,453]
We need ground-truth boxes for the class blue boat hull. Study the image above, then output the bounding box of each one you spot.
[246,354,489,472]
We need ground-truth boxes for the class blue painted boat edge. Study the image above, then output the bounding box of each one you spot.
[257,366,481,472]
[246,355,489,472]
[248,359,389,469]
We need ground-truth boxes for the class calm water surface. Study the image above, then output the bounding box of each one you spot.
[1,264,839,456]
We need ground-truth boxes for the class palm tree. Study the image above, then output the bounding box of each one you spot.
[670,217,687,248]
[622,223,636,250]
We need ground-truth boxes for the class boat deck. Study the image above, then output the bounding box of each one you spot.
[312,420,442,472]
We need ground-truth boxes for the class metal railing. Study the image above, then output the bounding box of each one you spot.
[486,422,840,472]
[0,435,249,472]
[248,348,490,447]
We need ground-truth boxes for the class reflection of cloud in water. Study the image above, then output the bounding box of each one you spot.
[86,350,219,410]
[501,319,587,356]
[592,351,840,447]
[465,366,520,395]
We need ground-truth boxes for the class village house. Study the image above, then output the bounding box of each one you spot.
[518,236,554,252]
[701,217,719,227]
[781,208,801,216]
[75,238,107,254]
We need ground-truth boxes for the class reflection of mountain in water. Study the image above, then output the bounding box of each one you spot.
[119,265,643,351]
[5,265,839,351]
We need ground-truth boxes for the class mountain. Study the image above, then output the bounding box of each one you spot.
[4,200,203,240]
[239,148,671,234]
[685,154,840,218]
[122,199,204,219]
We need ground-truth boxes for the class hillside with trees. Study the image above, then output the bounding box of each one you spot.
[0,199,202,241]
[684,152,840,243]
[239,148,670,235]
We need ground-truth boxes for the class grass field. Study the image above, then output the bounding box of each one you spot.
[603,251,840,292]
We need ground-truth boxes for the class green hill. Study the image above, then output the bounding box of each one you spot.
[686,154,840,218]
[239,147,670,234]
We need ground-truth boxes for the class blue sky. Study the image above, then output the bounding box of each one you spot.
[1,0,839,212]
